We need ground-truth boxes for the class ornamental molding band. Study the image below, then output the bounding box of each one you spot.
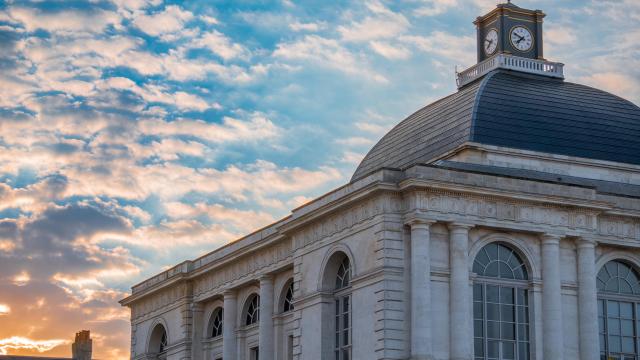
[193,241,291,300]
[131,283,190,322]
[409,189,640,242]
[598,216,640,240]
[292,193,403,250]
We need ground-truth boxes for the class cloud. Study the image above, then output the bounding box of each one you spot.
[402,31,475,67]
[414,0,458,16]
[370,41,411,59]
[138,112,280,144]
[338,1,410,42]
[0,304,10,316]
[100,77,218,111]
[187,30,249,60]
[289,21,326,32]
[274,35,388,82]
[7,7,121,34]
[0,337,68,355]
[132,5,194,37]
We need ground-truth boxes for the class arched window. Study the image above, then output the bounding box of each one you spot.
[334,255,351,360]
[148,323,168,358]
[472,242,530,360]
[245,294,260,326]
[208,307,223,338]
[283,281,294,313]
[336,257,351,289]
[597,260,640,359]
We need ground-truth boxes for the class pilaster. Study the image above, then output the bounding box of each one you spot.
[448,223,474,360]
[259,275,275,360]
[541,234,564,359]
[577,237,599,360]
[222,290,237,360]
[405,213,435,360]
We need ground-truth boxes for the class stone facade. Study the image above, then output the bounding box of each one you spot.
[120,141,640,360]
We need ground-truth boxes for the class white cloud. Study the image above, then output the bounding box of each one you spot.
[370,41,411,59]
[289,21,326,32]
[338,1,410,42]
[8,7,121,34]
[402,31,475,67]
[414,0,458,16]
[273,35,388,82]
[100,77,218,111]
[188,30,248,60]
[0,337,68,355]
[132,5,194,37]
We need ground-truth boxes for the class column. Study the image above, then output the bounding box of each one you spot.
[259,275,274,360]
[408,217,435,360]
[449,223,473,360]
[190,302,204,360]
[541,234,564,359]
[222,290,237,360]
[577,237,599,360]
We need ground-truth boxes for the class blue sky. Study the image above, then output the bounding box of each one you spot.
[0,0,638,358]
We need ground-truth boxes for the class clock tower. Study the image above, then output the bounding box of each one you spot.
[474,1,545,62]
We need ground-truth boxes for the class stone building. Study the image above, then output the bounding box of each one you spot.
[120,2,640,360]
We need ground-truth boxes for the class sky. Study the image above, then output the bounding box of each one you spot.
[0,0,638,358]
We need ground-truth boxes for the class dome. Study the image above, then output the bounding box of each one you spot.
[351,70,640,182]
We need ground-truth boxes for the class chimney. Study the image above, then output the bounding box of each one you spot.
[72,330,92,360]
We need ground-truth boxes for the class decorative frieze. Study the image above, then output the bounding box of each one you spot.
[193,241,292,298]
[598,216,640,239]
[412,190,598,231]
[131,283,190,321]
[293,193,403,249]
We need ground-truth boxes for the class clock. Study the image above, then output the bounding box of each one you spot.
[484,29,498,55]
[510,26,533,52]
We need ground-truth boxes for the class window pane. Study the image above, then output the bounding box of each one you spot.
[610,318,621,335]
[500,262,515,279]
[501,288,514,304]
[609,335,621,352]
[474,338,484,356]
[501,322,515,340]
[621,302,633,318]
[487,321,500,339]
[487,285,499,303]
[474,302,483,319]
[487,303,499,321]
[622,336,634,353]
[502,305,514,322]
[487,340,499,357]
[486,262,500,277]
[502,341,515,359]
[622,319,634,336]
[608,301,620,317]
[474,320,484,337]
[474,284,483,301]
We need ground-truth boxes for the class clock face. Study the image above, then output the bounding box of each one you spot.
[484,29,498,55]
[510,26,533,52]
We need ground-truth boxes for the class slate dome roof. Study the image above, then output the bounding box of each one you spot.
[351,70,640,182]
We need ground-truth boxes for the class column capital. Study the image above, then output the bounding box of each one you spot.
[541,233,563,244]
[191,301,204,311]
[223,289,236,299]
[404,212,436,227]
[576,236,597,248]
[447,222,475,231]
[259,274,273,283]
